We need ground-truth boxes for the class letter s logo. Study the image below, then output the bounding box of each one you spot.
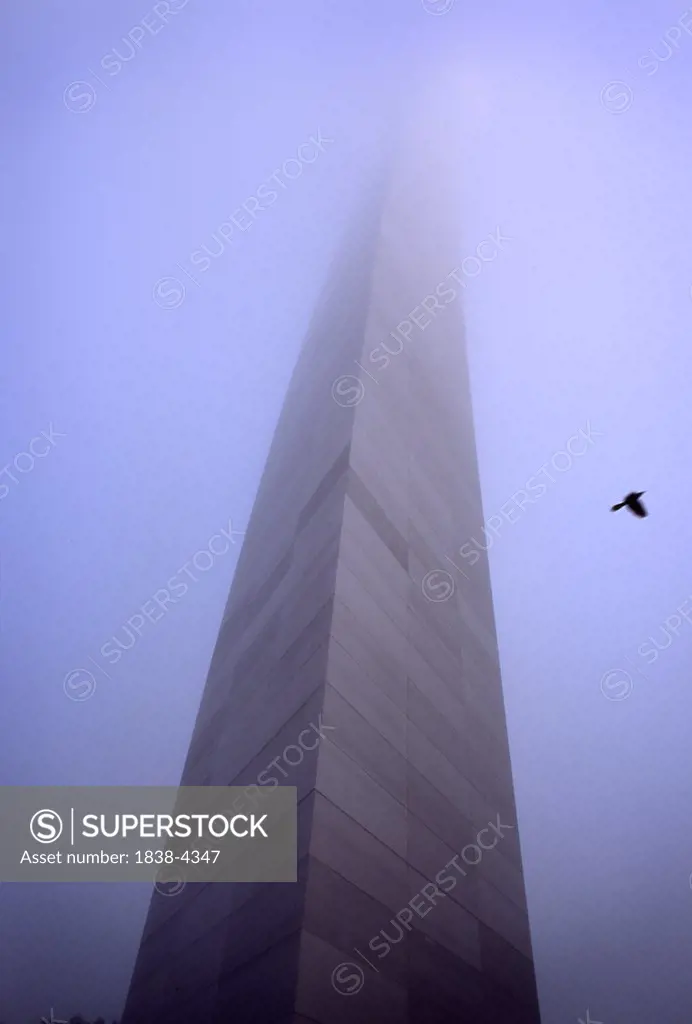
[30,809,63,844]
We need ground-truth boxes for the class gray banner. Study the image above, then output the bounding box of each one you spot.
[0,786,296,882]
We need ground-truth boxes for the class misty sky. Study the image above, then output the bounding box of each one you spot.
[2,0,692,1021]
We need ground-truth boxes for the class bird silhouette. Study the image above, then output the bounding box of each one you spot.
[611,491,647,517]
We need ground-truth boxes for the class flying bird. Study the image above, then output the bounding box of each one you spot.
[611,491,647,517]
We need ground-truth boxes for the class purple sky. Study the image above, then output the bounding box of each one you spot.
[3,0,692,1021]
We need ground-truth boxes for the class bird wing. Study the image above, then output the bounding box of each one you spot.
[631,498,647,517]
